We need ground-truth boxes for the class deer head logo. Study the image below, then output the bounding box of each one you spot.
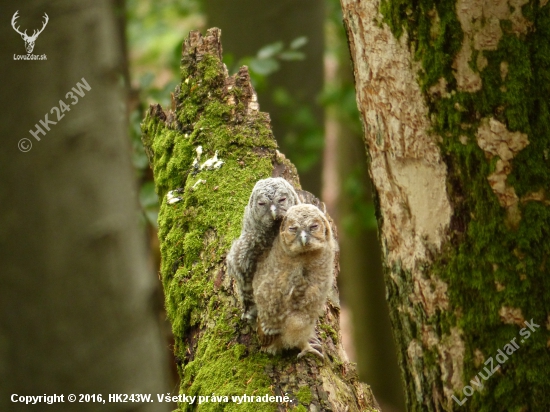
[11,11,49,54]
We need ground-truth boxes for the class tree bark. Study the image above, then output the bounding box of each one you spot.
[323,5,406,409]
[336,114,405,412]
[141,28,378,412]
[341,0,550,411]
[0,1,170,411]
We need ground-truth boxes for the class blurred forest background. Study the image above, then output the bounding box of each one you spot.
[125,1,404,410]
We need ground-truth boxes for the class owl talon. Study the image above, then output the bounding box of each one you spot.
[309,336,321,345]
[297,346,324,359]
[310,343,322,351]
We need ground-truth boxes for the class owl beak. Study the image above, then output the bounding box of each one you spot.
[270,204,277,219]
[300,231,308,246]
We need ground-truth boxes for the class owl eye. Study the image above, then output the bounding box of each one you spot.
[278,197,287,203]
[288,226,298,233]
[310,224,319,231]
[258,202,266,206]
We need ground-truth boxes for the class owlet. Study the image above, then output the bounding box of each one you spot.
[226,177,300,321]
[253,204,336,359]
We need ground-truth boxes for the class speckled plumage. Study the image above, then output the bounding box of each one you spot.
[226,177,300,321]
[253,204,336,359]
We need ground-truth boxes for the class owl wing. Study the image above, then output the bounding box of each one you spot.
[227,233,262,319]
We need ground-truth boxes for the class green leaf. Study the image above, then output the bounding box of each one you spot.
[290,36,308,49]
[257,41,284,59]
[249,57,280,75]
[278,51,305,61]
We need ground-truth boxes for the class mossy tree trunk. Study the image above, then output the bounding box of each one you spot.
[141,29,378,412]
[341,0,550,411]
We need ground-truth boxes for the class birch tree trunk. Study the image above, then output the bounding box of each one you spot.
[141,28,379,412]
[341,0,550,411]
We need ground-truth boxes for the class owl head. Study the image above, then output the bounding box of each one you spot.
[280,204,332,255]
[247,177,300,227]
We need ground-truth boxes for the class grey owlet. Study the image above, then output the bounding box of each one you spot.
[226,177,300,321]
[253,204,336,359]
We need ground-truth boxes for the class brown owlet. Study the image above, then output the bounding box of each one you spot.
[226,177,300,321]
[253,204,336,359]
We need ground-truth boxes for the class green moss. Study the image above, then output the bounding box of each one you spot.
[295,386,312,405]
[232,344,247,360]
[180,311,277,412]
[141,32,284,411]
[379,1,550,411]
[319,323,338,344]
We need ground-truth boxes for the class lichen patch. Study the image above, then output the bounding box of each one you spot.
[410,272,449,317]
[521,189,550,206]
[421,324,439,348]
[476,117,529,208]
[453,0,531,92]
[473,17,503,51]
[509,0,532,35]
[498,306,525,325]
[453,40,482,92]
[477,117,529,159]
[428,77,450,98]
[437,328,465,400]
[487,160,518,207]
[476,51,488,71]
